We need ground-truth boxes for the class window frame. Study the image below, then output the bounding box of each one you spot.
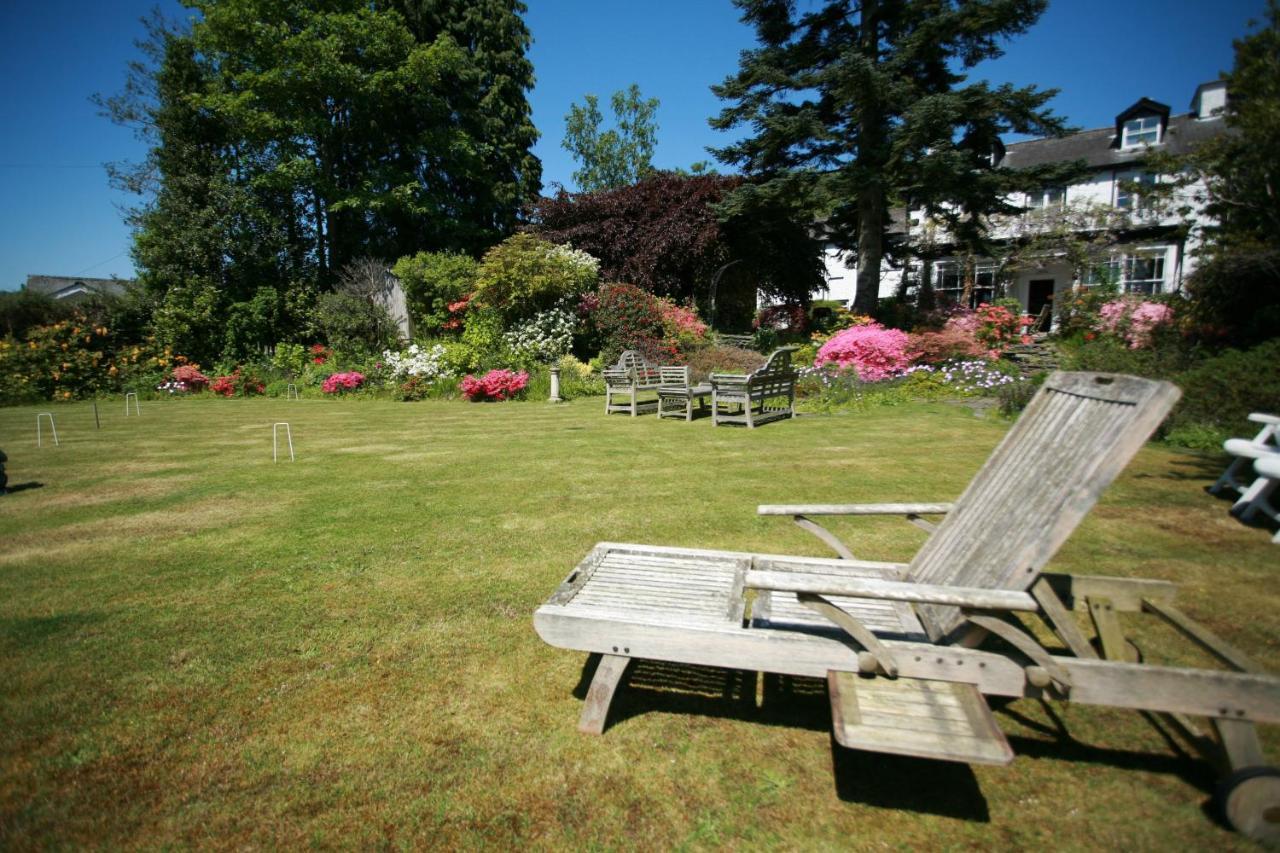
[934,261,998,308]
[1080,248,1168,295]
[1115,170,1157,211]
[1121,115,1162,148]
[1026,186,1066,211]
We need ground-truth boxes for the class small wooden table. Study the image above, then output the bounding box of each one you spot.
[657,383,712,421]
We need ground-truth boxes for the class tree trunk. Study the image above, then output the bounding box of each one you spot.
[852,0,883,318]
[854,189,884,316]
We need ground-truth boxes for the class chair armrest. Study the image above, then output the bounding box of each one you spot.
[1256,455,1280,478]
[1248,413,1280,426]
[743,569,1038,612]
[1224,438,1280,460]
[758,502,954,517]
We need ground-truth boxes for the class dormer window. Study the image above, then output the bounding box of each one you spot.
[1122,115,1161,148]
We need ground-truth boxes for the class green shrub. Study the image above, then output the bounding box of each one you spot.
[314,291,399,356]
[1167,339,1280,440]
[392,251,477,335]
[997,375,1044,417]
[0,289,73,339]
[271,342,307,377]
[684,345,765,383]
[472,235,599,322]
[1163,422,1232,452]
[587,283,671,365]
[458,308,511,369]
[1058,331,1199,380]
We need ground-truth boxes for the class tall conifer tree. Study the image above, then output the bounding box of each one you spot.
[712,0,1073,315]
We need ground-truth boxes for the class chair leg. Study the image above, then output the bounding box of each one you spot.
[578,653,631,735]
[1212,457,1251,496]
[1234,476,1277,521]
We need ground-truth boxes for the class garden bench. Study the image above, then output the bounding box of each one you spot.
[603,350,663,416]
[656,366,712,422]
[709,346,798,428]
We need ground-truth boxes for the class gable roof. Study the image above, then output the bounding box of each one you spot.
[24,275,131,301]
[998,111,1228,172]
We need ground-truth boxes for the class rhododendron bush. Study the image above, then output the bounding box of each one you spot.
[162,364,210,393]
[460,369,529,401]
[210,368,265,397]
[321,372,365,394]
[814,323,915,381]
[1097,298,1175,348]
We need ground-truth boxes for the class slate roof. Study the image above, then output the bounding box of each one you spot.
[24,275,131,300]
[999,112,1229,171]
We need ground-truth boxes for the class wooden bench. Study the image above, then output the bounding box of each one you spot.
[603,350,663,416]
[710,347,798,428]
[656,366,712,422]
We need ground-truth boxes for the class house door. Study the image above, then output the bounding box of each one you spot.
[1027,279,1055,317]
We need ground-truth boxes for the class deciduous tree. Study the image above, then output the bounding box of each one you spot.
[562,84,659,192]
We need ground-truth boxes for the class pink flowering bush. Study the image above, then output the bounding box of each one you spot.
[814,322,916,381]
[460,368,529,401]
[1097,298,1175,349]
[321,371,365,394]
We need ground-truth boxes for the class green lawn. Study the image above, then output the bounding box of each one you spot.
[0,394,1276,848]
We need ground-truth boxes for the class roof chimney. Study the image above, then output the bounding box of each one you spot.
[1191,80,1228,120]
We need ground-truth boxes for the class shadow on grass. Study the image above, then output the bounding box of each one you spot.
[2,481,45,495]
[1132,454,1224,484]
[572,657,1230,825]
[0,611,102,646]
[573,656,992,821]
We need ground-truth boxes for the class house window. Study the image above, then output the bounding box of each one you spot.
[1122,252,1165,295]
[1115,170,1156,210]
[1081,250,1167,294]
[1027,187,1065,210]
[934,262,996,308]
[1122,115,1161,147]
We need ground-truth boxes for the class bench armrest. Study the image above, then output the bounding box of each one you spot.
[758,502,954,517]
[743,569,1037,611]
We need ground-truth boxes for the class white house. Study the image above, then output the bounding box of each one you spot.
[818,80,1229,320]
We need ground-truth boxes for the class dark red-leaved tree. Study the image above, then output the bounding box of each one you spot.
[527,172,821,330]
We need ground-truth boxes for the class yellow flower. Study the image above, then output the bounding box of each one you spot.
[63,391,72,399]
[108,366,119,376]
[61,343,69,351]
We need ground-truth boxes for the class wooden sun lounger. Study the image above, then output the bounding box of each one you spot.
[534,372,1280,841]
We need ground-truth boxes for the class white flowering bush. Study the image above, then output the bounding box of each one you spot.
[504,307,577,364]
[903,360,1018,394]
[547,243,600,280]
[382,343,452,381]
[472,234,601,321]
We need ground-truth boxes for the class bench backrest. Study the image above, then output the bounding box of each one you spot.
[906,372,1181,642]
[660,366,690,387]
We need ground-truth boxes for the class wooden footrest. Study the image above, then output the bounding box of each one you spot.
[827,671,1014,766]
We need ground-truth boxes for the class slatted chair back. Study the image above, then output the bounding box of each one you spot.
[746,346,797,394]
[906,372,1181,642]
[608,350,660,386]
[660,366,691,388]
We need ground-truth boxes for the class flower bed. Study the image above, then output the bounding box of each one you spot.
[321,372,365,394]
[460,369,528,401]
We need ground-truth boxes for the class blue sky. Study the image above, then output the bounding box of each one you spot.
[0,0,1268,291]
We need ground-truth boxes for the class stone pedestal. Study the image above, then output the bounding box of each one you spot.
[549,365,563,403]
